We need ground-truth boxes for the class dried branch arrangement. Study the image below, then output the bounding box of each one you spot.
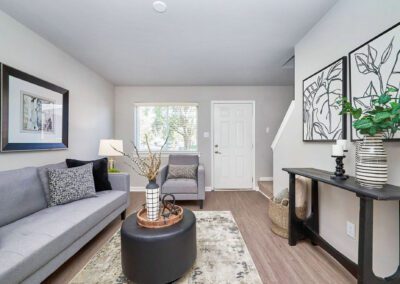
[114,135,168,181]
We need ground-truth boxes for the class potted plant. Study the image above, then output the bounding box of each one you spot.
[339,86,399,188]
[115,135,167,220]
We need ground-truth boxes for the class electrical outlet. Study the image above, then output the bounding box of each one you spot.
[266,127,270,133]
[346,221,356,239]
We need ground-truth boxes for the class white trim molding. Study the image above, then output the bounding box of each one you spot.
[271,100,294,150]
[130,187,146,192]
[259,176,273,182]
[132,186,213,192]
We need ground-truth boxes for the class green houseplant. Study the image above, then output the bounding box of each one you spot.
[338,86,399,188]
[339,87,400,137]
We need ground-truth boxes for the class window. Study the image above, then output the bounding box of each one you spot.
[135,104,198,152]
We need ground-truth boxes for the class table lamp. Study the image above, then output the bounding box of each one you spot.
[98,139,123,171]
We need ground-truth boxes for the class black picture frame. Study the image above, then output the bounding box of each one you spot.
[349,22,400,142]
[302,57,347,142]
[1,64,69,152]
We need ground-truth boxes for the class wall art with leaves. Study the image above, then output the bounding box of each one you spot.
[303,57,347,141]
[349,22,400,141]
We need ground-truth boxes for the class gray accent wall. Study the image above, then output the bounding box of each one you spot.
[114,86,293,187]
[0,10,114,170]
[273,0,400,277]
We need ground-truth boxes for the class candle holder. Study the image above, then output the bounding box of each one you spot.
[330,154,349,180]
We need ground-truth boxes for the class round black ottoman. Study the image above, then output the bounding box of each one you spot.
[121,208,196,284]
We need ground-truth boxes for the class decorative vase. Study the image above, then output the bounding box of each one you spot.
[355,140,362,172]
[145,180,160,221]
[355,133,388,189]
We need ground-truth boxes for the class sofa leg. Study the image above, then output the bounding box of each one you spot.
[121,210,127,220]
[199,200,204,209]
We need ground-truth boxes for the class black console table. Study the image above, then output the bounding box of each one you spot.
[283,168,400,284]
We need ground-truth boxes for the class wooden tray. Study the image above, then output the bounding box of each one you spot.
[137,205,184,229]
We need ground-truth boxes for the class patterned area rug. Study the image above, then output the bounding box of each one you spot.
[70,211,262,284]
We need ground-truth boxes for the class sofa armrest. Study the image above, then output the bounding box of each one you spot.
[197,164,205,200]
[157,165,168,188]
[109,173,130,207]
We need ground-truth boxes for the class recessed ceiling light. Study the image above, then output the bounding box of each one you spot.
[153,1,167,13]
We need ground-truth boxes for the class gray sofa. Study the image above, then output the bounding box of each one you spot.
[157,155,205,208]
[0,162,130,284]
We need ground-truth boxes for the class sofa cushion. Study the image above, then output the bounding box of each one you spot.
[48,163,97,207]
[162,178,198,194]
[66,158,112,192]
[37,161,67,204]
[0,190,127,284]
[0,167,47,227]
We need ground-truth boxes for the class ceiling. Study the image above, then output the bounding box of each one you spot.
[0,0,337,86]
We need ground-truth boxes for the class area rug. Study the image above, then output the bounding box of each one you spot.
[70,211,262,284]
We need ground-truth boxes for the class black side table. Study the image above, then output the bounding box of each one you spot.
[283,168,400,284]
[121,208,197,284]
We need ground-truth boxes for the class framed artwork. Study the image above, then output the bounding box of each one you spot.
[303,57,347,142]
[1,64,69,152]
[349,22,400,141]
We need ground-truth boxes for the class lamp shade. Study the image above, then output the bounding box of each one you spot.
[98,139,123,157]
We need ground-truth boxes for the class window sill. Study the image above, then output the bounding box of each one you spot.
[137,151,200,157]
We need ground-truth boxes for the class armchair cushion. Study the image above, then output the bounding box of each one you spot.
[167,164,197,180]
[162,179,198,194]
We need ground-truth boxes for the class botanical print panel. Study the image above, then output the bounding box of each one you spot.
[349,22,400,140]
[303,57,346,141]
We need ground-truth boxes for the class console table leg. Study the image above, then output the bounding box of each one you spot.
[358,197,375,283]
[310,179,319,245]
[289,173,298,246]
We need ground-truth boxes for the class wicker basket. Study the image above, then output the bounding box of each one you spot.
[269,177,309,238]
[269,199,307,239]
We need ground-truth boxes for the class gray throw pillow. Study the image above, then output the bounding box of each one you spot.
[47,163,96,207]
[37,161,68,204]
[167,164,197,180]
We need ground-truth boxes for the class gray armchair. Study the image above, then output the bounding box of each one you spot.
[157,154,205,209]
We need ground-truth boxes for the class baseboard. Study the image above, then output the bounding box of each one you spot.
[259,177,273,182]
[258,189,272,200]
[130,186,146,192]
[131,186,213,192]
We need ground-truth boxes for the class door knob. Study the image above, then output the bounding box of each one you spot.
[214,144,219,148]
[214,151,222,154]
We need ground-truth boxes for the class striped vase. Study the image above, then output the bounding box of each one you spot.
[356,134,388,189]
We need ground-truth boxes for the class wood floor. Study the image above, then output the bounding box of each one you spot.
[45,191,356,284]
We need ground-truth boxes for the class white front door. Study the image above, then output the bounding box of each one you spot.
[212,102,254,189]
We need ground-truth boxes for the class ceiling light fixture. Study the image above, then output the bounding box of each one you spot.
[153,1,167,13]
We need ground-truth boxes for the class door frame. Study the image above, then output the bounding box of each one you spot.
[210,100,256,190]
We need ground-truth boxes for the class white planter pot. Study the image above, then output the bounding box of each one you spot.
[356,134,388,189]
[145,180,160,221]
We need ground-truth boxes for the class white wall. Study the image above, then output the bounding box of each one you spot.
[0,10,114,170]
[115,86,293,187]
[273,0,400,277]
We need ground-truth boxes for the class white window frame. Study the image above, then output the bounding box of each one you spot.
[134,102,199,154]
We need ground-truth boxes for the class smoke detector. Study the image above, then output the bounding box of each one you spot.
[153,1,167,13]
